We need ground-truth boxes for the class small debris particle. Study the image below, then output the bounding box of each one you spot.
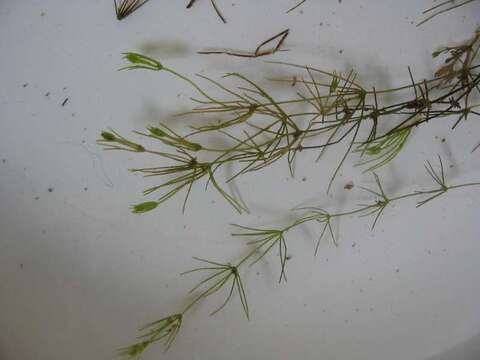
[83,187,88,191]
[61,97,69,107]
[256,271,260,276]
[286,255,292,261]
[35,196,39,200]
[396,268,400,273]
[22,83,29,88]
[369,307,374,312]
[449,164,454,169]
[339,49,343,54]
[48,187,54,193]
[351,243,356,247]
[368,277,373,281]
[20,263,24,269]
[338,0,342,3]
[41,229,46,235]
[355,308,359,312]
[344,181,354,190]
[359,288,364,293]
[1,159,5,163]
[319,22,323,26]
[40,11,46,16]
[441,138,446,143]
[45,92,50,97]
[302,177,307,182]
[63,87,67,90]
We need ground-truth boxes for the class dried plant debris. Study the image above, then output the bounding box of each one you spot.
[286,0,307,13]
[186,0,226,23]
[114,0,150,20]
[198,29,290,58]
[418,0,478,26]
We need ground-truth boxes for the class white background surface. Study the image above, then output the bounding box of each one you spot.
[1,1,480,359]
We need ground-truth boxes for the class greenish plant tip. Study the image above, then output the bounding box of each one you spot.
[131,201,159,213]
[121,52,163,71]
[366,146,381,155]
[119,314,183,358]
[189,142,202,151]
[118,341,149,358]
[101,131,116,141]
[148,127,167,138]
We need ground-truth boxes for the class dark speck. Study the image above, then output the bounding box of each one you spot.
[302,177,307,182]
[22,83,29,88]
[61,97,69,107]
[256,271,260,276]
[2,159,5,163]
[441,138,446,143]
[83,187,88,191]
[396,268,400,273]
[344,181,354,190]
[35,196,39,200]
[339,49,343,54]
[286,255,292,261]
[45,92,50,97]
[351,243,356,247]
[48,187,54,193]
[20,263,24,269]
